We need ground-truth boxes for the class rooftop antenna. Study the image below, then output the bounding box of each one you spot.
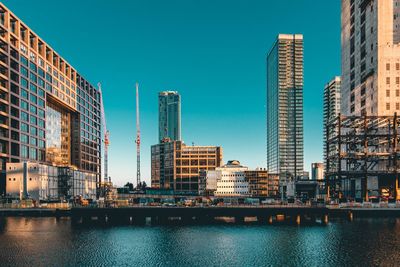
[135,83,141,189]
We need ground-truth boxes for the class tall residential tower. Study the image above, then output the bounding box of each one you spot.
[267,34,304,183]
[341,0,400,116]
[159,91,181,142]
[323,76,341,166]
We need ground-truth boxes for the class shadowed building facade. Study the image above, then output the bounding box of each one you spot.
[159,91,181,142]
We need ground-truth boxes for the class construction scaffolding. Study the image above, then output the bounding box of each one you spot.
[325,113,400,201]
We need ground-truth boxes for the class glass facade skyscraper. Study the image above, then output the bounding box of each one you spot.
[0,3,101,196]
[267,34,304,182]
[158,91,181,142]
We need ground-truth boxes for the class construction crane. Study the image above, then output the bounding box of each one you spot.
[135,83,141,190]
[98,82,110,185]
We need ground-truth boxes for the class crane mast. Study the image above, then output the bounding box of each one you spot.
[135,83,141,189]
[99,83,110,185]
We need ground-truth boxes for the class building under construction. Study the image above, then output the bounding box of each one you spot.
[325,114,400,201]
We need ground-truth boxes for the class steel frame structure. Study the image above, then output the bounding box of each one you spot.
[325,113,400,201]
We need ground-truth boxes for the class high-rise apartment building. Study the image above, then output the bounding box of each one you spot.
[0,3,101,197]
[151,140,222,194]
[323,76,341,166]
[159,91,181,142]
[267,34,304,183]
[341,0,400,116]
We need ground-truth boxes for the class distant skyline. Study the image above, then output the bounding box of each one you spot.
[3,0,341,186]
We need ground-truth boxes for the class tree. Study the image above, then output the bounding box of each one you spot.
[141,181,147,190]
[124,182,134,191]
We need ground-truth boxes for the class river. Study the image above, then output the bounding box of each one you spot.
[0,217,399,266]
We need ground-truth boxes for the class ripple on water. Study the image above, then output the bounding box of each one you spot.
[0,218,400,266]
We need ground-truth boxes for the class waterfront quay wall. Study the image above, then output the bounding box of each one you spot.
[71,206,330,225]
[2,207,400,225]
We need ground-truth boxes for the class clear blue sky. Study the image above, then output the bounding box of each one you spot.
[4,0,341,186]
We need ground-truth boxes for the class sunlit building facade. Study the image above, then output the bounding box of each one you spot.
[341,0,400,116]
[0,3,101,197]
[267,34,304,183]
[245,169,280,198]
[151,140,222,194]
[214,160,249,197]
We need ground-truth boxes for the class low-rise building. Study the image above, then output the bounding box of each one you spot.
[6,162,96,201]
[151,140,223,194]
[214,160,249,197]
[200,163,280,198]
[245,169,279,198]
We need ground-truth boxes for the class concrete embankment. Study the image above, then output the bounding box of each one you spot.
[0,208,71,217]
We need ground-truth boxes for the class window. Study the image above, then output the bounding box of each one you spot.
[397,63,400,71]
[21,134,28,144]
[38,109,45,118]
[20,55,28,66]
[387,90,390,97]
[30,137,37,146]
[38,68,44,78]
[21,111,28,122]
[29,147,37,160]
[30,94,37,104]
[387,77,391,85]
[397,77,400,85]
[30,72,37,83]
[397,103,400,110]
[20,100,28,111]
[30,62,37,73]
[38,140,45,148]
[38,99,44,108]
[38,129,45,138]
[397,90,400,97]
[30,83,37,94]
[21,145,28,158]
[30,115,37,125]
[387,63,390,71]
[20,66,28,77]
[21,77,28,88]
[386,103,390,110]
[21,123,28,133]
[30,126,37,136]
[361,86,366,96]
[38,88,45,98]
[21,89,28,100]
[30,105,37,114]
[38,119,45,128]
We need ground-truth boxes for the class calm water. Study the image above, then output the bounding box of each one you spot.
[0,217,400,266]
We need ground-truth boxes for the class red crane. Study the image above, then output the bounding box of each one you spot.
[98,83,110,184]
[135,83,141,189]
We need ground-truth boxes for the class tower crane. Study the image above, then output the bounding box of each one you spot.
[98,83,110,185]
[135,83,141,190]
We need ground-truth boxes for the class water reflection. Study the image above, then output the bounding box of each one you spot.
[0,218,400,266]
